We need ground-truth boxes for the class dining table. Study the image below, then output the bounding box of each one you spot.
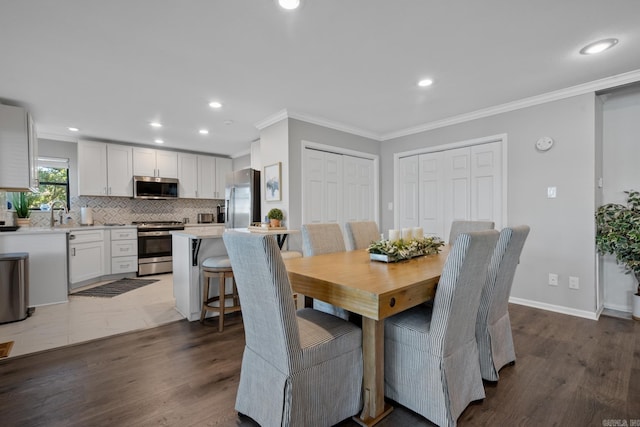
[283,245,450,426]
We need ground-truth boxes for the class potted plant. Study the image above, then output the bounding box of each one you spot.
[12,192,32,227]
[267,208,283,228]
[595,190,640,320]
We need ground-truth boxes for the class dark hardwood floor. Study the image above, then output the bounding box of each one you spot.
[1,304,638,427]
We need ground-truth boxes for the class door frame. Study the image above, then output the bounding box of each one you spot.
[302,140,380,226]
[392,133,508,229]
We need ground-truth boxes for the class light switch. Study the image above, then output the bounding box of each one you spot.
[547,187,557,198]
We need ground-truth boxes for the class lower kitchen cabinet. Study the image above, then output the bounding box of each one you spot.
[68,230,105,288]
[110,228,138,274]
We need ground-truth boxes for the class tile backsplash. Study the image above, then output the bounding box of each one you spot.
[1,191,224,227]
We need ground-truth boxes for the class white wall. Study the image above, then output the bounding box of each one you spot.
[601,86,640,312]
[259,119,289,223]
[381,94,599,317]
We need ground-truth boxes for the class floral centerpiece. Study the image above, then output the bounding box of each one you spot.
[367,236,444,262]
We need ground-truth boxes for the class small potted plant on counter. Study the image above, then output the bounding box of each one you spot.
[595,190,640,320]
[12,192,32,227]
[267,208,284,228]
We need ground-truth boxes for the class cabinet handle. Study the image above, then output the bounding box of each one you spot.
[72,248,76,256]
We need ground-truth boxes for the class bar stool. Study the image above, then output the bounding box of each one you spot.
[200,256,241,332]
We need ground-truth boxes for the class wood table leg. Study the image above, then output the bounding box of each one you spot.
[353,317,393,426]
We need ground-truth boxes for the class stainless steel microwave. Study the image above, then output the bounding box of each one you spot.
[133,176,179,200]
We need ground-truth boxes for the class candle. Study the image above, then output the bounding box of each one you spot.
[401,228,413,241]
[413,227,424,240]
[389,229,401,242]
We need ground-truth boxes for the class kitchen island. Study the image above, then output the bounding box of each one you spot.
[171,226,227,321]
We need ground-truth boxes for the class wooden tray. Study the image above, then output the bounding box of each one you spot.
[248,225,288,232]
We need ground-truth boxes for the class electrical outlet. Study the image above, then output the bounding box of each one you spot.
[569,276,579,290]
[547,187,557,198]
[548,273,558,286]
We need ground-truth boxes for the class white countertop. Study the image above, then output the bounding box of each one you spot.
[171,227,226,238]
[0,224,136,236]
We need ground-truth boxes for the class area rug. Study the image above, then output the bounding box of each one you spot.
[73,278,159,298]
[0,341,14,358]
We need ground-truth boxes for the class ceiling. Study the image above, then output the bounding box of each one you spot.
[1,1,639,158]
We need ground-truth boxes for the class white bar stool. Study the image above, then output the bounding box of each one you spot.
[201,256,241,332]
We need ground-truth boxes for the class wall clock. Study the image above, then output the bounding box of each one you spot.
[535,136,554,152]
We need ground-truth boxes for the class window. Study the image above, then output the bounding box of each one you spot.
[30,157,70,210]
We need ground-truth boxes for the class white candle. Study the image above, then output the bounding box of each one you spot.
[413,227,424,240]
[389,229,401,242]
[401,228,413,241]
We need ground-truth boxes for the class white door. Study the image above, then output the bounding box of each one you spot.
[470,142,502,224]
[397,156,419,229]
[78,141,107,196]
[343,155,375,222]
[197,155,216,199]
[303,149,343,224]
[132,147,157,177]
[419,151,444,238]
[215,158,232,199]
[156,150,178,178]
[443,146,471,229]
[177,153,198,198]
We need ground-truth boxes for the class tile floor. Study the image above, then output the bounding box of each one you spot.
[0,273,184,359]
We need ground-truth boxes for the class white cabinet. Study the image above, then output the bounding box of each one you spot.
[215,157,232,199]
[178,154,230,199]
[110,228,138,274]
[78,141,133,197]
[69,229,105,288]
[133,147,178,178]
[177,153,198,198]
[0,104,39,191]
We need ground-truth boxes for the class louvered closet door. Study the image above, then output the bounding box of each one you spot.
[398,156,419,229]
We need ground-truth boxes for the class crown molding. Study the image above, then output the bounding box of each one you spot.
[37,131,79,143]
[381,69,640,141]
[231,148,251,159]
[254,109,289,130]
[286,110,382,141]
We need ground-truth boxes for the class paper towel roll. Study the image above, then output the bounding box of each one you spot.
[80,207,93,225]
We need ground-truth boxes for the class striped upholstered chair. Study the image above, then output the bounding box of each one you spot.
[476,225,530,381]
[448,220,495,244]
[345,221,380,250]
[222,231,363,427]
[301,223,350,320]
[384,230,499,427]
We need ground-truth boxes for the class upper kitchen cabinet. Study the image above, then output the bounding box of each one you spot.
[0,104,39,191]
[177,153,198,198]
[177,153,231,199]
[215,157,232,199]
[133,147,178,178]
[78,141,133,197]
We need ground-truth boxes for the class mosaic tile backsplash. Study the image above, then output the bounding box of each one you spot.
[1,191,225,227]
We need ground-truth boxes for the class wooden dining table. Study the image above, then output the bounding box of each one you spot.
[283,246,450,426]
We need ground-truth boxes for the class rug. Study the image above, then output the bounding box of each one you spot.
[73,278,159,298]
[0,341,14,358]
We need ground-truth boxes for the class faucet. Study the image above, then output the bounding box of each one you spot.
[49,200,68,227]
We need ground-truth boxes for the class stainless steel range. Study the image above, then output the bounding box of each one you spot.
[133,221,185,276]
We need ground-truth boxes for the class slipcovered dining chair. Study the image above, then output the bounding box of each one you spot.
[476,225,530,381]
[345,221,380,250]
[448,220,495,244]
[384,230,499,427]
[301,223,350,320]
[222,231,363,427]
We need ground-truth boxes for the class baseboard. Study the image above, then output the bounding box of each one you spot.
[508,297,599,320]
[603,302,632,313]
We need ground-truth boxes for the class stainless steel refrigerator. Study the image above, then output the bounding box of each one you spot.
[225,168,261,229]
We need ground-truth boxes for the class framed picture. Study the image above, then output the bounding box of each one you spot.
[264,162,282,201]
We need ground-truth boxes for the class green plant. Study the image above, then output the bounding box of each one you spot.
[367,236,445,261]
[595,190,640,295]
[267,208,283,220]
[12,192,32,218]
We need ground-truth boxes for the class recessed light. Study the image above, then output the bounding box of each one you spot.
[150,122,162,128]
[579,38,618,55]
[224,120,234,126]
[68,127,79,132]
[209,101,222,109]
[418,78,433,87]
[199,129,209,135]
[278,0,300,10]
[154,139,164,144]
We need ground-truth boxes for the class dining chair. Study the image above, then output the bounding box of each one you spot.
[222,231,363,427]
[384,230,499,427]
[448,220,495,244]
[476,225,530,381]
[301,223,350,320]
[345,221,380,250]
